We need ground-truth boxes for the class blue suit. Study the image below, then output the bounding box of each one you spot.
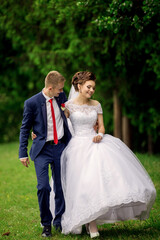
[19,91,72,226]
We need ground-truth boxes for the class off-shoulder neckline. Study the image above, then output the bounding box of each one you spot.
[67,99,100,107]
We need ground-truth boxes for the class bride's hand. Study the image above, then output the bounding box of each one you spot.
[31,131,37,140]
[93,135,102,143]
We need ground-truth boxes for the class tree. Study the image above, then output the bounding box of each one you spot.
[92,0,160,152]
[0,0,159,153]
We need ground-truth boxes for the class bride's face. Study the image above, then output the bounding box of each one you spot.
[79,80,96,98]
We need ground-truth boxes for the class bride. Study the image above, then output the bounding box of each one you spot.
[49,71,156,238]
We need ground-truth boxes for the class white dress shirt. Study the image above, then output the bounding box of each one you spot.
[20,90,64,159]
[42,90,64,142]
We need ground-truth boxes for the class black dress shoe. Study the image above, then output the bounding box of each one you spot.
[42,225,52,237]
[54,224,62,232]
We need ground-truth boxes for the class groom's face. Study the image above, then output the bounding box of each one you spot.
[49,81,65,97]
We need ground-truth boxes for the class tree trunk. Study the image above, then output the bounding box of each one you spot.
[148,134,153,154]
[122,116,132,149]
[113,90,122,139]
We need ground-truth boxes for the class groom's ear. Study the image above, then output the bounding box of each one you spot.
[48,86,54,90]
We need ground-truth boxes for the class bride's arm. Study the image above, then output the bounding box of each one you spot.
[31,132,37,140]
[64,108,70,118]
[93,114,105,143]
[97,114,105,134]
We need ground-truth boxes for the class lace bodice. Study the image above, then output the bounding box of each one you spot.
[65,100,103,137]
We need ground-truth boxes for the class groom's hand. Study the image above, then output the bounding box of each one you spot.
[20,157,30,167]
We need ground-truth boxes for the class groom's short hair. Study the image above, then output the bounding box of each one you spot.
[45,71,65,88]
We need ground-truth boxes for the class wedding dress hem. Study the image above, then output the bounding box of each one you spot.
[50,99,156,235]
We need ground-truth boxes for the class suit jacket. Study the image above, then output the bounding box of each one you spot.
[19,91,72,161]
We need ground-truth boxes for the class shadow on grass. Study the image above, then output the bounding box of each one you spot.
[17,220,160,240]
[96,222,160,240]
[99,228,158,239]
[72,221,160,240]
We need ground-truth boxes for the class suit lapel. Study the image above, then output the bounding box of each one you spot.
[55,97,67,124]
[40,93,47,136]
[55,97,63,116]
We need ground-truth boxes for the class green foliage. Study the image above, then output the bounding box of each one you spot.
[94,0,160,32]
[0,0,160,151]
[91,0,160,149]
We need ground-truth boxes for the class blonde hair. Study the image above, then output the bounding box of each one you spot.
[45,71,65,88]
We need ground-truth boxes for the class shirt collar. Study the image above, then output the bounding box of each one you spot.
[42,88,55,102]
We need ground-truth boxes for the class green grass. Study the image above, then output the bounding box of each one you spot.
[0,142,160,240]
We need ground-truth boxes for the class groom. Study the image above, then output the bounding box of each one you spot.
[19,71,72,237]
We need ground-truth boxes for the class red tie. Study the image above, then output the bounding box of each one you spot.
[49,99,58,144]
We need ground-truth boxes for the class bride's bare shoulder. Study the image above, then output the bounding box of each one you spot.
[90,99,100,106]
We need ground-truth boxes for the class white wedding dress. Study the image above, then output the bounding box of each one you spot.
[50,99,156,234]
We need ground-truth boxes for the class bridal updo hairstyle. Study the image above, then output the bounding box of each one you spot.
[72,71,96,92]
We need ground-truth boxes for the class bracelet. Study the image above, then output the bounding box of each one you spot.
[97,133,104,138]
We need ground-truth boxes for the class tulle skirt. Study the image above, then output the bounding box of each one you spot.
[50,134,156,234]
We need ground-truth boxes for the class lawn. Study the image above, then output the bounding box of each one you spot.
[0,141,160,240]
